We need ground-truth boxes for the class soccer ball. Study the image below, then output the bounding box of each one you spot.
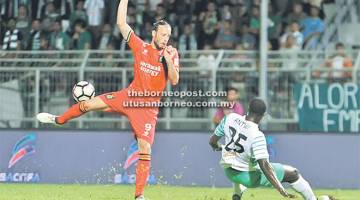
[72,81,95,102]
[318,195,331,200]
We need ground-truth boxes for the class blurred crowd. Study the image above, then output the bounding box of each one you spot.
[0,0,334,51]
[1,0,355,128]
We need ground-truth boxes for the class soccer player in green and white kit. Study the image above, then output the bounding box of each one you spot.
[209,99,333,200]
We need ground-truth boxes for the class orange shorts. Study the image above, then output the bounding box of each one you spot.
[99,88,159,145]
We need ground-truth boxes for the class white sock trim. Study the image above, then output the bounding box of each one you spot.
[290,176,317,200]
[233,183,247,195]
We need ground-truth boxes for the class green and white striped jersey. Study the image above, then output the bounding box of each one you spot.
[214,113,269,171]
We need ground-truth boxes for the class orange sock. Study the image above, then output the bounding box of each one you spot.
[135,153,151,198]
[56,102,87,124]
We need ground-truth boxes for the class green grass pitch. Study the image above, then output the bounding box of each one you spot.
[0,184,359,200]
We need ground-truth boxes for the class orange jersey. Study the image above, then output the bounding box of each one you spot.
[99,32,179,144]
[126,32,179,101]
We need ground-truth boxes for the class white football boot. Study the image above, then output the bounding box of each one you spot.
[318,195,336,200]
[135,195,148,200]
[36,113,58,124]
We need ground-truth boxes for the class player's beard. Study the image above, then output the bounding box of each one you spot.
[154,40,164,50]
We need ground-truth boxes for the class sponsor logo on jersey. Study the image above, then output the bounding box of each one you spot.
[140,61,161,76]
[105,94,115,100]
[142,49,148,55]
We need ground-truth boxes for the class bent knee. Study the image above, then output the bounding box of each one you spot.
[79,101,89,112]
[283,166,300,183]
[291,168,300,178]
[79,101,95,112]
[81,97,107,112]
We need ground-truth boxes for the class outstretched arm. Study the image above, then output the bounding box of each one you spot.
[117,0,133,41]
[258,159,295,198]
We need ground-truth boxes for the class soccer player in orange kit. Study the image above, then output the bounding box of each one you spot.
[36,0,180,199]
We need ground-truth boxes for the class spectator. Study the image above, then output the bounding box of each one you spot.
[178,24,198,52]
[164,0,176,15]
[232,2,250,35]
[50,20,71,50]
[308,0,324,8]
[227,44,253,68]
[41,1,60,21]
[280,21,304,48]
[84,0,104,46]
[141,0,155,25]
[149,0,162,11]
[194,0,211,14]
[252,0,261,6]
[166,0,192,28]
[324,42,353,82]
[72,20,91,50]
[154,3,167,22]
[301,5,325,47]
[103,0,120,25]
[69,0,88,32]
[16,5,31,38]
[0,16,6,43]
[220,2,232,21]
[54,0,72,19]
[280,35,301,70]
[15,5,30,49]
[39,33,50,50]
[176,0,193,17]
[213,87,245,125]
[197,44,216,70]
[41,2,60,31]
[37,0,71,19]
[273,0,292,15]
[27,19,42,50]
[283,34,300,50]
[198,1,219,48]
[302,1,325,19]
[127,3,140,33]
[2,18,22,50]
[101,41,119,68]
[285,2,307,24]
[268,3,282,50]
[97,23,116,50]
[214,20,238,49]
[0,1,7,20]
[164,0,177,25]
[0,0,330,53]
[249,5,260,41]
[140,21,153,43]
[196,44,217,90]
[4,0,31,19]
[239,23,256,50]
[32,0,42,20]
